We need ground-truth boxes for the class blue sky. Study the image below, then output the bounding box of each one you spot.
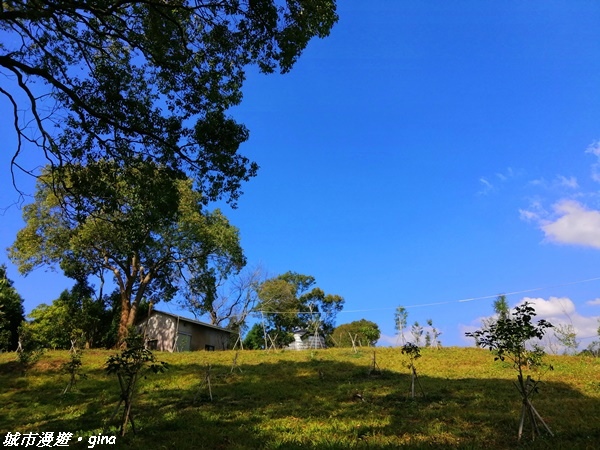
[2,1,600,348]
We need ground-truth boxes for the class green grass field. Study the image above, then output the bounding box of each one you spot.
[1,347,599,449]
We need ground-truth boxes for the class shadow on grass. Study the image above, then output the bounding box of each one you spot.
[1,351,599,449]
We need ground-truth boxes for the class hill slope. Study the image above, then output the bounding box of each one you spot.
[1,347,599,449]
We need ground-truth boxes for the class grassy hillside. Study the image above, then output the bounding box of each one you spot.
[1,347,599,449]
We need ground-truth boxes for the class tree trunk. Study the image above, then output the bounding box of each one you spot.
[117,271,152,345]
[117,292,131,346]
[115,251,153,345]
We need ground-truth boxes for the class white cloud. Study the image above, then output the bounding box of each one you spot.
[478,177,493,195]
[495,167,515,182]
[478,168,519,195]
[587,298,600,306]
[517,297,598,343]
[377,333,400,346]
[518,296,576,317]
[519,209,540,222]
[585,141,600,183]
[459,323,483,345]
[527,176,578,190]
[521,144,600,247]
[519,199,549,224]
[541,200,600,249]
[586,141,600,157]
[461,297,599,352]
[555,175,579,189]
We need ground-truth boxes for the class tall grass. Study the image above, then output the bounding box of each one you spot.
[1,347,599,449]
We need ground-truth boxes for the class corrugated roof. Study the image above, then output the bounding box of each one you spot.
[151,310,237,334]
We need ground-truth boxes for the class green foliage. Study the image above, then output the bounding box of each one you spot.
[243,323,266,350]
[591,320,600,354]
[466,302,554,440]
[257,278,298,346]
[27,303,70,349]
[16,323,44,372]
[27,282,113,349]
[331,319,381,347]
[105,331,168,435]
[426,318,442,348]
[466,302,553,370]
[3,1,338,208]
[10,163,245,343]
[493,294,510,319]
[0,265,25,351]
[394,306,408,345]
[554,323,579,355]
[583,320,600,356]
[105,333,168,379]
[401,342,424,398]
[476,295,513,347]
[411,321,424,346]
[401,342,421,362]
[583,341,600,357]
[61,347,87,395]
[257,272,344,347]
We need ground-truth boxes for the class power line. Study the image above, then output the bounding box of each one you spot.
[257,275,600,315]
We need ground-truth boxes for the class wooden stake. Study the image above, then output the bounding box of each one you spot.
[348,332,358,353]
[529,401,554,436]
[514,376,553,441]
[518,403,526,440]
[194,365,213,403]
[231,333,242,351]
[369,350,381,374]
[230,351,242,374]
[267,333,278,350]
[261,312,268,351]
[407,365,425,399]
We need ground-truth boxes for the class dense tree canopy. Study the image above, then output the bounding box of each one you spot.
[1,0,338,206]
[0,264,25,350]
[330,319,380,347]
[257,271,344,347]
[9,160,245,343]
[27,281,115,349]
[242,322,265,350]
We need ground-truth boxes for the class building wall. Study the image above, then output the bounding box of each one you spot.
[188,324,231,351]
[145,312,233,352]
[146,313,177,351]
[288,334,326,350]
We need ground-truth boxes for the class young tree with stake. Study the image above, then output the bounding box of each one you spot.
[465,302,554,441]
[395,306,408,345]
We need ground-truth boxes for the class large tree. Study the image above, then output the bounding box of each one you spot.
[257,271,344,347]
[1,0,338,205]
[0,264,25,351]
[330,319,380,347]
[182,263,264,331]
[9,160,245,343]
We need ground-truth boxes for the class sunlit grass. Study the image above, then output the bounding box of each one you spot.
[1,347,599,449]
